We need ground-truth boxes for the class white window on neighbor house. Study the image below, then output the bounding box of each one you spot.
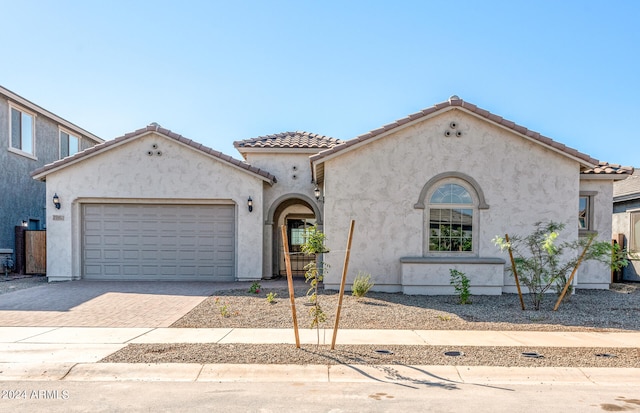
[631,210,640,253]
[9,104,35,156]
[579,191,597,233]
[59,129,80,158]
[428,182,475,253]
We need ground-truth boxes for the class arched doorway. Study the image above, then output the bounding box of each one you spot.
[266,194,322,278]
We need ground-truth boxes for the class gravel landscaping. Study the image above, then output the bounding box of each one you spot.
[102,280,640,367]
[0,274,47,295]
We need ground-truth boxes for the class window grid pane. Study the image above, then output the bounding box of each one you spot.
[429,208,472,252]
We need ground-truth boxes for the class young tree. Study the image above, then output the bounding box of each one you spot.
[301,225,329,346]
[494,221,628,310]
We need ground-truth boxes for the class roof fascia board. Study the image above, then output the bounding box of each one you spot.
[167,134,275,184]
[457,107,596,168]
[239,147,322,155]
[312,105,597,170]
[614,193,640,203]
[33,130,275,185]
[1,86,103,144]
[580,174,630,181]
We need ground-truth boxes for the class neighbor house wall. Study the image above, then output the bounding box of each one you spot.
[0,94,99,261]
[43,132,265,281]
[321,109,581,292]
[613,201,640,282]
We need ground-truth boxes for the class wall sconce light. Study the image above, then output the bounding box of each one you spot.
[247,197,253,212]
[314,185,324,202]
[52,193,61,209]
[21,220,28,227]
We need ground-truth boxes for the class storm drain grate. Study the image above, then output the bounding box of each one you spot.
[521,352,544,359]
[595,353,617,358]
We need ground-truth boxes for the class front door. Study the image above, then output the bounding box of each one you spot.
[283,218,315,276]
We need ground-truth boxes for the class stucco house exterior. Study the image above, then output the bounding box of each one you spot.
[613,170,640,281]
[0,85,103,272]
[32,96,633,293]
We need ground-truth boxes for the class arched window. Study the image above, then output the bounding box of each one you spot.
[415,172,487,256]
[428,183,474,252]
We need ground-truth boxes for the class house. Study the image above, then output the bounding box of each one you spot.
[31,96,633,293]
[613,169,640,281]
[0,85,103,273]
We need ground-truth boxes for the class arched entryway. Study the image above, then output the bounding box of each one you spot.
[265,194,322,278]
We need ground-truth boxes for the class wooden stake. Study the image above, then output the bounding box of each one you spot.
[553,235,594,311]
[331,220,355,350]
[281,225,300,348]
[505,234,526,311]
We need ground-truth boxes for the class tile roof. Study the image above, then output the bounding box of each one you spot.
[613,169,640,199]
[582,162,635,176]
[234,131,342,149]
[310,96,631,176]
[31,123,277,184]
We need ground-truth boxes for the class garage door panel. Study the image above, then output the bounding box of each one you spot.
[83,204,235,281]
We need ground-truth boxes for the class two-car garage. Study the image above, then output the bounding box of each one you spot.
[32,124,275,282]
[82,204,236,281]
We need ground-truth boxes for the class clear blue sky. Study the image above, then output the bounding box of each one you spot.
[2,0,639,167]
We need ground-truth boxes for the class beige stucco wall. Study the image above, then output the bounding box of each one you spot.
[43,132,266,281]
[244,151,323,278]
[321,108,583,292]
[577,179,615,288]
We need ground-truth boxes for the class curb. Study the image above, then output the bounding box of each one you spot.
[2,363,640,385]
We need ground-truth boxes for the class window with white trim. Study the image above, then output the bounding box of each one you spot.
[428,183,474,252]
[9,105,35,155]
[59,129,80,158]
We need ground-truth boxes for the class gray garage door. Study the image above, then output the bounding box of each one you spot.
[82,204,235,281]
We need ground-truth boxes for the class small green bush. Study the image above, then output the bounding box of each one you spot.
[248,281,261,294]
[351,272,374,299]
[449,269,471,304]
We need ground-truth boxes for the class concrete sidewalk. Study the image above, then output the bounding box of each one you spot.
[1,327,639,384]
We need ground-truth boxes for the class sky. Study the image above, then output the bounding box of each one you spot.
[2,0,639,167]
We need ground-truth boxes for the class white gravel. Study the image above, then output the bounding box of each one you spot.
[103,281,640,367]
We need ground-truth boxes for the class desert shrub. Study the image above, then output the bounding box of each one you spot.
[494,221,628,310]
[351,271,374,299]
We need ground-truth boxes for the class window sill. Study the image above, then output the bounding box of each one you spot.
[7,147,37,161]
[400,256,506,265]
[579,229,598,238]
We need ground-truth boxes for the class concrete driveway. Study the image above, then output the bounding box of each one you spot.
[0,280,247,327]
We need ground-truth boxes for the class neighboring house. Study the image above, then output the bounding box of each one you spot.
[0,86,103,271]
[613,169,640,281]
[32,97,633,294]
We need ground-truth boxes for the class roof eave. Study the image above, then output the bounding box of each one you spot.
[310,101,600,169]
[32,128,277,185]
[1,85,103,144]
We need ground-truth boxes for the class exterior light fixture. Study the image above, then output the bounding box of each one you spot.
[247,197,253,212]
[53,193,61,209]
[314,185,321,201]
[21,220,28,227]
